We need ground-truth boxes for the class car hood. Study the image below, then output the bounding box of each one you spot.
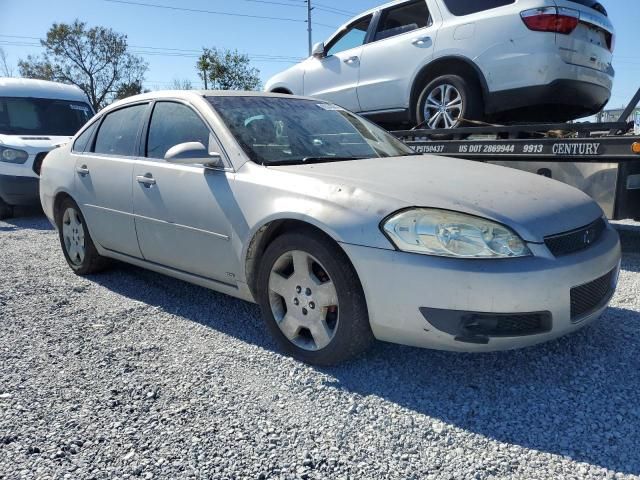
[270,155,603,243]
[0,134,72,153]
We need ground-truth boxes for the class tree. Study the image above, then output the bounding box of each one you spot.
[0,48,13,77]
[171,78,193,90]
[196,48,261,91]
[18,20,147,110]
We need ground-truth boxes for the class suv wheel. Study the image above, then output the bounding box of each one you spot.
[0,198,14,220]
[56,198,109,275]
[257,230,374,365]
[416,74,482,130]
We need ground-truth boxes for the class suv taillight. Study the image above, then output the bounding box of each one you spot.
[521,7,580,35]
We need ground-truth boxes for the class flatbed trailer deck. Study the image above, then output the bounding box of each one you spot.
[392,108,640,221]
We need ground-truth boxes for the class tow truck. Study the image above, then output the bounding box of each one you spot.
[392,90,640,222]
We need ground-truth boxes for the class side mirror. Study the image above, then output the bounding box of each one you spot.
[164,142,223,168]
[312,42,326,58]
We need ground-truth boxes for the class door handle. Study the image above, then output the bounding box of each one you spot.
[343,56,359,64]
[76,165,90,176]
[412,36,431,46]
[136,174,156,187]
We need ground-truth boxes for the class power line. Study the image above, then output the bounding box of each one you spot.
[102,0,305,23]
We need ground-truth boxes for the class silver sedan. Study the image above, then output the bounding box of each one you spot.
[40,91,621,365]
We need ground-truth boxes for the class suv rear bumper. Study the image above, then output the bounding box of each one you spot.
[486,79,611,119]
[0,174,40,206]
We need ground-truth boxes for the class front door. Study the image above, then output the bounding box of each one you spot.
[132,101,239,284]
[73,103,149,258]
[303,15,373,112]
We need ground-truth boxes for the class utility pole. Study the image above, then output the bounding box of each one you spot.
[307,0,313,56]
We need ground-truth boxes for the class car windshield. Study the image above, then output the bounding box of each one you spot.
[0,96,93,136]
[207,96,415,165]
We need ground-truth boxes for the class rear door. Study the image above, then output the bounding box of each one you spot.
[554,0,614,74]
[303,15,373,112]
[132,100,239,284]
[73,103,149,258]
[357,0,437,113]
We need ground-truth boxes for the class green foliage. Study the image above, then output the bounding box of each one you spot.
[197,48,261,91]
[18,20,147,110]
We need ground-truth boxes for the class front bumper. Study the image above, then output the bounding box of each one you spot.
[341,226,621,352]
[0,174,40,206]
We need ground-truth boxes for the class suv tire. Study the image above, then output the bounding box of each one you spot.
[416,74,483,131]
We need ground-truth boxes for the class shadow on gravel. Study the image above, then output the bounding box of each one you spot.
[88,256,640,476]
[0,208,53,231]
[328,304,640,476]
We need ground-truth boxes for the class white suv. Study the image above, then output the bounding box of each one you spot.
[265,0,615,129]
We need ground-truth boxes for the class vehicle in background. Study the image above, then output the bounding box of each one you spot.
[265,0,615,129]
[0,78,94,219]
[40,91,621,365]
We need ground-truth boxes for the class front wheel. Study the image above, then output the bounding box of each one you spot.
[0,197,13,220]
[257,230,374,365]
[56,198,109,275]
[416,74,483,130]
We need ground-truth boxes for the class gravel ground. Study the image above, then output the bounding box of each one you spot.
[1,210,639,480]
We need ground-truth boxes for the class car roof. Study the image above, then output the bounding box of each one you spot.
[0,77,91,103]
[102,90,324,113]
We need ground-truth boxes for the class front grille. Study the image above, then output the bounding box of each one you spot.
[545,218,606,257]
[570,269,616,321]
[32,152,48,176]
[463,313,552,338]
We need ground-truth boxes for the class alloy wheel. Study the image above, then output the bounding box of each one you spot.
[268,250,339,351]
[424,83,464,129]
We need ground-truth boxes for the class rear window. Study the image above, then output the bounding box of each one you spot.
[94,104,147,157]
[374,1,430,42]
[564,0,607,16]
[442,0,514,16]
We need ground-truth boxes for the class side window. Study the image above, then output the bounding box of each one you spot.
[146,102,213,159]
[72,121,98,153]
[326,16,372,57]
[443,0,515,16]
[374,1,430,42]
[94,104,147,156]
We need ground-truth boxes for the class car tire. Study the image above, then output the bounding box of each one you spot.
[0,198,14,220]
[56,198,109,275]
[416,74,483,133]
[257,229,374,365]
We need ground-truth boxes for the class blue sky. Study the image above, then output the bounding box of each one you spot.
[1,0,639,110]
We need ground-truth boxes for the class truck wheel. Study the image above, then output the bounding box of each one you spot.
[0,198,13,220]
[56,198,109,275]
[416,74,483,130]
[257,230,374,366]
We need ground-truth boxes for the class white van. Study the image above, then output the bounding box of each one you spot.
[0,78,94,219]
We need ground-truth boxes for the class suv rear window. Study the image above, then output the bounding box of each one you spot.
[564,0,607,16]
[442,0,514,16]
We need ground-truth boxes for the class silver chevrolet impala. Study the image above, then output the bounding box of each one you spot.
[40,91,622,365]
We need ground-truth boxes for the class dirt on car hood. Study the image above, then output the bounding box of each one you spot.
[271,155,604,243]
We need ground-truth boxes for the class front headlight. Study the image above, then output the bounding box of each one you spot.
[0,146,29,164]
[382,208,531,259]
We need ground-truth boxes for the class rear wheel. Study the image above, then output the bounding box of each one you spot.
[416,74,483,131]
[56,198,109,275]
[0,198,13,220]
[257,230,374,365]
